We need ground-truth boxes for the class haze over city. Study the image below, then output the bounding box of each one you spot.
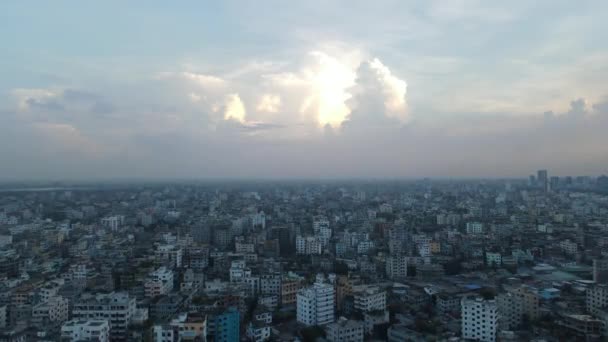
[1,1,607,180]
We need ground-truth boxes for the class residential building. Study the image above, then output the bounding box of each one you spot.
[61,320,110,342]
[461,296,498,342]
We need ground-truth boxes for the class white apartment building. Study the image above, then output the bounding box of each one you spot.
[560,239,578,255]
[461,297,498,342]
[100,215,125,231]
[587,284,608,316]
[325,317,365,342]
[357,241,374,255]
[296,236,322,255]
[61,320,110,342]
[385,256,408,279]
[466,222,484,234]
[229,260,251,283]
[297,276,335,326]
[155,244,183,268]
[72,292,136,341]
[353,286,386,313]
[145,267,174,298]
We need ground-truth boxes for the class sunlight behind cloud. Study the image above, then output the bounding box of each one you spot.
[223,93,246,123]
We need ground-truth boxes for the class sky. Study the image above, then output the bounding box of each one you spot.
[1,1,607,180]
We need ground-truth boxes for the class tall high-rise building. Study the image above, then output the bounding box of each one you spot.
[461,296,497,342]
[537,169,548,192]
[587,284,608,315]
[593,259,608,284]
[297,275,335,326]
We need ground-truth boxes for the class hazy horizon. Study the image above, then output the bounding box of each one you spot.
[2,1,607,179]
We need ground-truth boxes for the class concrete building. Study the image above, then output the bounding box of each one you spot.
[587,284,608,316]
[281,273,303,305]
[153,312,207,342]
[297,275,335,326]
[31,295,69,328]
[100,215,125,231]
[325,317,364,342]
[353,285,386,313]
[385,256,407,279]
[296,235,322,255]
[486,252,502,267]
[72,292,136,341]
[461,296,498,342]
[213,307,239,342]
[497,292,523,331]
[145,267,175,298]
[593,259,608,283]
[61,320,110,342]
[466,222,483,235]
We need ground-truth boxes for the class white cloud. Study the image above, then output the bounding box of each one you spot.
[256,94,281,113]
[223,93,246,123]
[368,58,408,121]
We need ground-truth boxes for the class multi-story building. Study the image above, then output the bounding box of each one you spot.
[155,245,183,268]
[246,320,271,342]
[296,235,323,255]
[587,284,608,315]
[100,215,125,231]
[296,236,322,255]
[260,273,281,296]
[461,296,497,342]
[497,292,523,330]
[385,256,407,279]
[486,252,502,267]
[61,319,110,342]
[281,273,303,306]
[325,317,364,342]
[145,267,174,298]
[72,292,136,341]
[213,307,239,342]
[153,312,207,342]
[353,285,386,313]
[31,295,69,328]
[509,285,539,320]
[593,259,608,283]
[466,222,483,235]
[297,275,335,326]
[560,239,578,255]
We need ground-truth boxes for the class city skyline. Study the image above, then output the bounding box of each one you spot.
[1,1,607,180]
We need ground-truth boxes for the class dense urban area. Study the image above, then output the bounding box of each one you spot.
[2,170,608,342]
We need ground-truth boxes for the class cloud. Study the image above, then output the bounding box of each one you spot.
[12,88,60,111]
[256,94,281,113]
[223,93,246,123]
[346,58,408,125]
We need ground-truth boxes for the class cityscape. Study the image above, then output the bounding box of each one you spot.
[3,1,608,342]
[0,171,608,341]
